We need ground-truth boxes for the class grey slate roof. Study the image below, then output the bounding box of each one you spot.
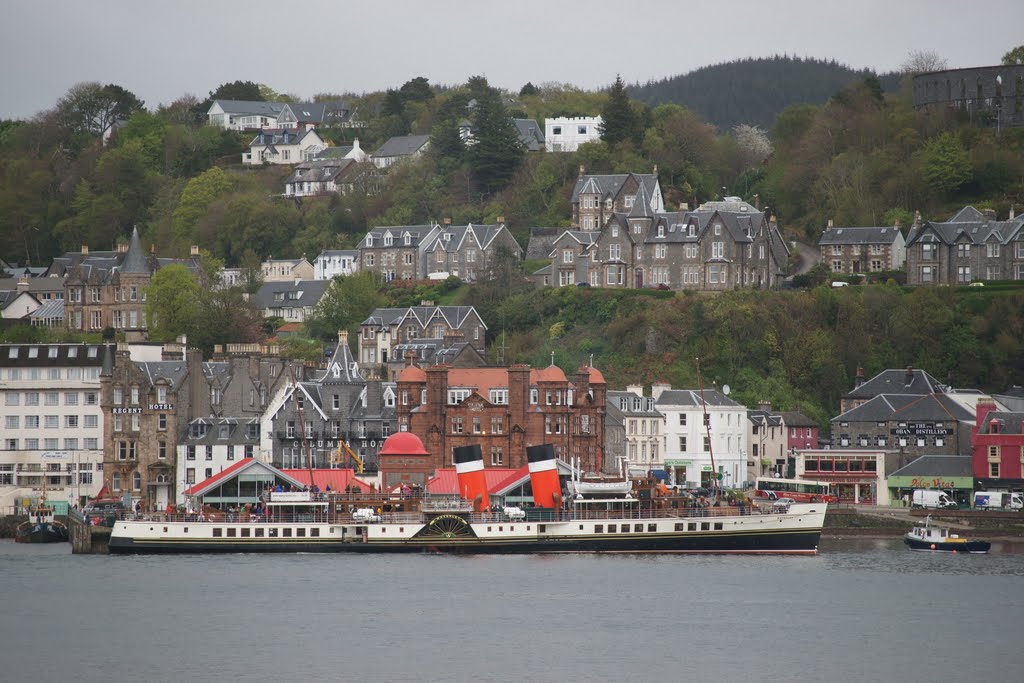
[819,226,903,245]
[975,411,1024,435]
[248,128,320,147]
[285,158,355,184]
[210,100,285,117]
[318,335,363,384]
[905,205,1024,247]
[373,134,430,159]
[778,411,818,427]
[120,227,149,274]
[135,360,190,389]
[254,280,329,310]
[888,455,973,478]
[834,393,974,423]
[0,342,111,367]
[571,173,658,206]
[525,228,562,260]
[656,389,741,408]
[423,223,519,257]
[363,224,436,248]
[361,305,483,331]
[748,410,783,427]
[513,118,545,151]
[844,368,944,401]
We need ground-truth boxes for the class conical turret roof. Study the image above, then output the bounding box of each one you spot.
[119,227,150,274]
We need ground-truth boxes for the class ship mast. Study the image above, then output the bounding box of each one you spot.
[695,357,718,499]
[289,365,316,487]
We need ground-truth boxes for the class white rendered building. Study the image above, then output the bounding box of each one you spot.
[655,385,748,490]
[314,250,360,280]
[545,116,603,152]
[0,343,112,511]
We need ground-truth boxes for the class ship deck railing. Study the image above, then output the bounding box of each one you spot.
[111,500,801,526]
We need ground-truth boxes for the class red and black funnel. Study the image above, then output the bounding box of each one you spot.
[527,444,562,508]
[454,445,490,512]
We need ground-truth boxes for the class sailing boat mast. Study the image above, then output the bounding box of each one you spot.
[695,357,718,499]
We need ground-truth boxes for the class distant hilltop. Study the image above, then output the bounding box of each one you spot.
[628,56,901,130]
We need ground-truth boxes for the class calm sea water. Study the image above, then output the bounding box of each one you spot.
[1,538,1022,682]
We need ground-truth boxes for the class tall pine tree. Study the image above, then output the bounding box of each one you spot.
[467,85,524,195]
[599,75,639,146]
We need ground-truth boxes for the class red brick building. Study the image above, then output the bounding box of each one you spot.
[972,398,1024,489]
[395,363,606,472]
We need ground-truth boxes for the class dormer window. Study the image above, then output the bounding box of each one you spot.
[365,235,373,247]
[657,225,665,237]
[384,234,393,246]
[688,225,696,237]
[404,233,411,245]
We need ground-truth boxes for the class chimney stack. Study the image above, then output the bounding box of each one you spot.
[443,217,451,226]
[975,398,997,432]
[496,216,505,225]
[827,218,834,229]
[855,366,865,388]
[453,445,490,512]
[337,330,348,345]
[905,367,914,385]
[526,444,562,509]
[81,245,89,255]
[1010,206,1016,220]
[190,245,200,257]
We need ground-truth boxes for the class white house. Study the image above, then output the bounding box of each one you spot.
[0,287,41,320]
[655,385,748,490]
[371,135,431,169]
[176,417,261,503]
[208,100,362,131]
[314,250,360,280]
[243,128,327,165]
[0,343,111,511]
[261,258,314,282]
[208,100,286,131]
[545,116,603,152]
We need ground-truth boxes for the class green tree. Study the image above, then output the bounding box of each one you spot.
[305,271,387,341]
[172,167,232,244]
[466,83,524,195]
[519,82,539,97]
[1001,45,1024,65]
[145,264,202,341]
[399,77,434,102]
[54,82,145,140]
[921,132,971,198]
[599,75,640,147]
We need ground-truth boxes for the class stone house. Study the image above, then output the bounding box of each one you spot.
[905,206,1024,285]
[260,332,393,473]
[101,341,299,509]
[60,228,202,340]
[547,230,600,287]
[567,197,786,291]
[572,170,662,230]
[818,223,907,274]
[829,390,997,460]
[606,387,664,472]
[357,304,486,378]
[261,258,314,282]
[360,224,442,281]
[394,363,607,472]
[420,220,522,283]
[840,367,945,414]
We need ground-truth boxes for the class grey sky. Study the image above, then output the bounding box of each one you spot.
[2,0,1022,120]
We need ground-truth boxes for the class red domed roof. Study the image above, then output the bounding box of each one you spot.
[398,365,426,382]
[379,431,428,455]
[536,365,567,382]
[587,367,606,384]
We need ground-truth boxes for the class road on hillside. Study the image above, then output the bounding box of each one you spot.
[791,239,820,276]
